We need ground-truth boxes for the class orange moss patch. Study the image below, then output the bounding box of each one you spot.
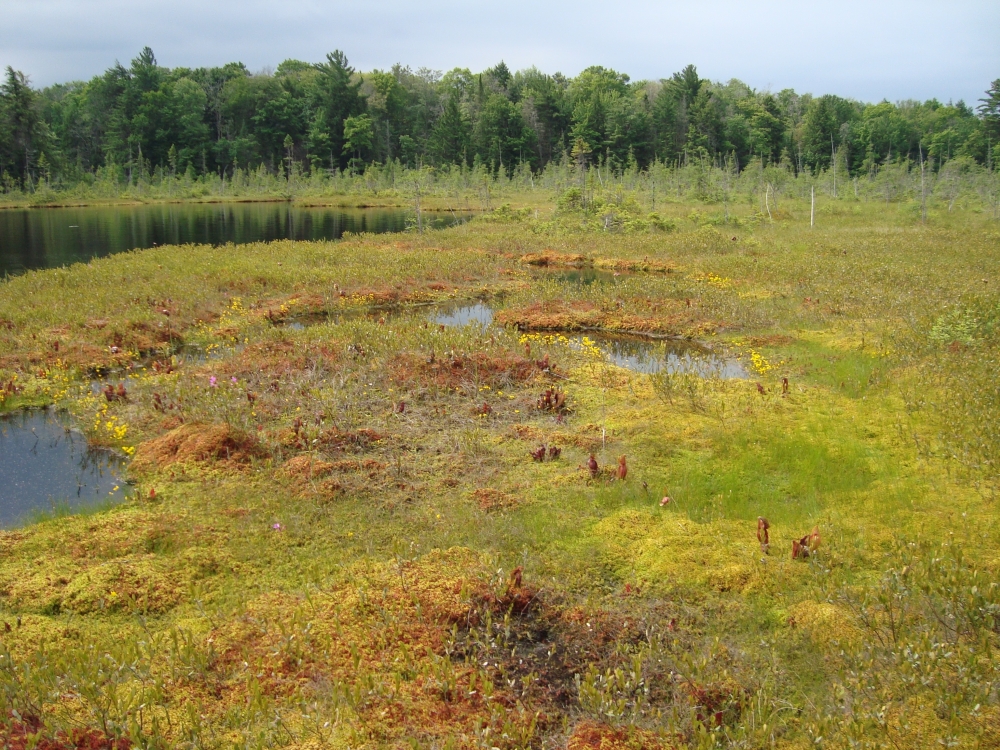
[567,721,671,750]
[392,351,552,392]
[281,456,387,498]
[221,339,342,379]
[471,487,521,512]
[131,423,262,472]
[279,455,335,479]
[496,299,718,338]
[203,548,533,743]
[521,251,588,267]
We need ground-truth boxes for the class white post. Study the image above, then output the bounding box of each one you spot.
[919,145,927,224]
[831,134,837,198]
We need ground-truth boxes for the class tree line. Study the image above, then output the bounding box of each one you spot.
[1,47,998,191]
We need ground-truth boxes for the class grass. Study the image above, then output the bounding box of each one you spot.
[0,194,998,748]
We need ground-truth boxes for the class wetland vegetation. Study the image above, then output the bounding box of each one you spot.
[0,47,999,750]
[0,182,998,748]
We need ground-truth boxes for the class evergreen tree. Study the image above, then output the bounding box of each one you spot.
[314,51,364,170]
[0,67,48,184]
[430,93,471,165]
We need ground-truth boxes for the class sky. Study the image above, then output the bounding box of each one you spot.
[1,0,997,105]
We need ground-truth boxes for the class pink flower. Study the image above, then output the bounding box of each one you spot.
[660,496,672,507]
[272,522,283,531]
[209,376,217,387]
[231,376,238,384]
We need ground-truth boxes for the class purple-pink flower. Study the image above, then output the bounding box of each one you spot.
[209,376,217,387]
[272,522,283,531]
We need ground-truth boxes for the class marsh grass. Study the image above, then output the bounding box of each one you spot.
[0,197,997,747]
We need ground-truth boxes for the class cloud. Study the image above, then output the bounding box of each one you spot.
[1,0,996,102]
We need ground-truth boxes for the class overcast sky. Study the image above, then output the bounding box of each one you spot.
[2,0,997,104]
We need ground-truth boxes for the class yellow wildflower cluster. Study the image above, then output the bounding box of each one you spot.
[518,332,570,347]
[519,331,606,362]
[91,403,134,455]
[340,293,376,308]
[574,335,605,360]
[700,273,733,289]
[37,364,76,402]
[748,349,773,375]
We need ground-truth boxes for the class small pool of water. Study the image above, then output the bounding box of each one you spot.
[0,409,129,527]
[539,268,623,285]
[574,334,749,378]
[432,302,494,328]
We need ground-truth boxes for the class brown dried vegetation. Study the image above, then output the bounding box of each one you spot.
[471,487,521,512]
[130,423,263,473]
[496,299,717,338]
[391,351,553,392]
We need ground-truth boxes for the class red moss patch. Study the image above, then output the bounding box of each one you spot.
[392,351,552,392]
[685,679,748,727]
[0,717,129,750]
[567,721,670,750]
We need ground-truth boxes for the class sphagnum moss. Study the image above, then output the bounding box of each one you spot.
[0,200,997,748]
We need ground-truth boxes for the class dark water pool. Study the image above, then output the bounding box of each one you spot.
[0,409,129,527]
[0,203,470,276]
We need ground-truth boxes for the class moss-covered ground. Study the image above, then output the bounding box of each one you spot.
[0,197,998,749]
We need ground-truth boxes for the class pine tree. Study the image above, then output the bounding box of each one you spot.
[313,51,365,170]
[430,94,470,165]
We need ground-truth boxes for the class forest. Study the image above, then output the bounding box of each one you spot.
[1,47,998,192]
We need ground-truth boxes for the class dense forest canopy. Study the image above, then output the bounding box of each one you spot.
[1,47,998,189]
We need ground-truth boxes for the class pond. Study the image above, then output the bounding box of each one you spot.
[432,302,494,328]
[538,268,622,285]
[0,203,470,276]
[0,409,129,528]
[271,298,746,379]
[427,302,746,378]
[574,333,749,378]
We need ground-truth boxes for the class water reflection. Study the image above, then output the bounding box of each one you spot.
[575,333,748,378]
[432,302,494,328]
[542,268,622,285]
[0,409,128,527]
[0,204,471,276]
